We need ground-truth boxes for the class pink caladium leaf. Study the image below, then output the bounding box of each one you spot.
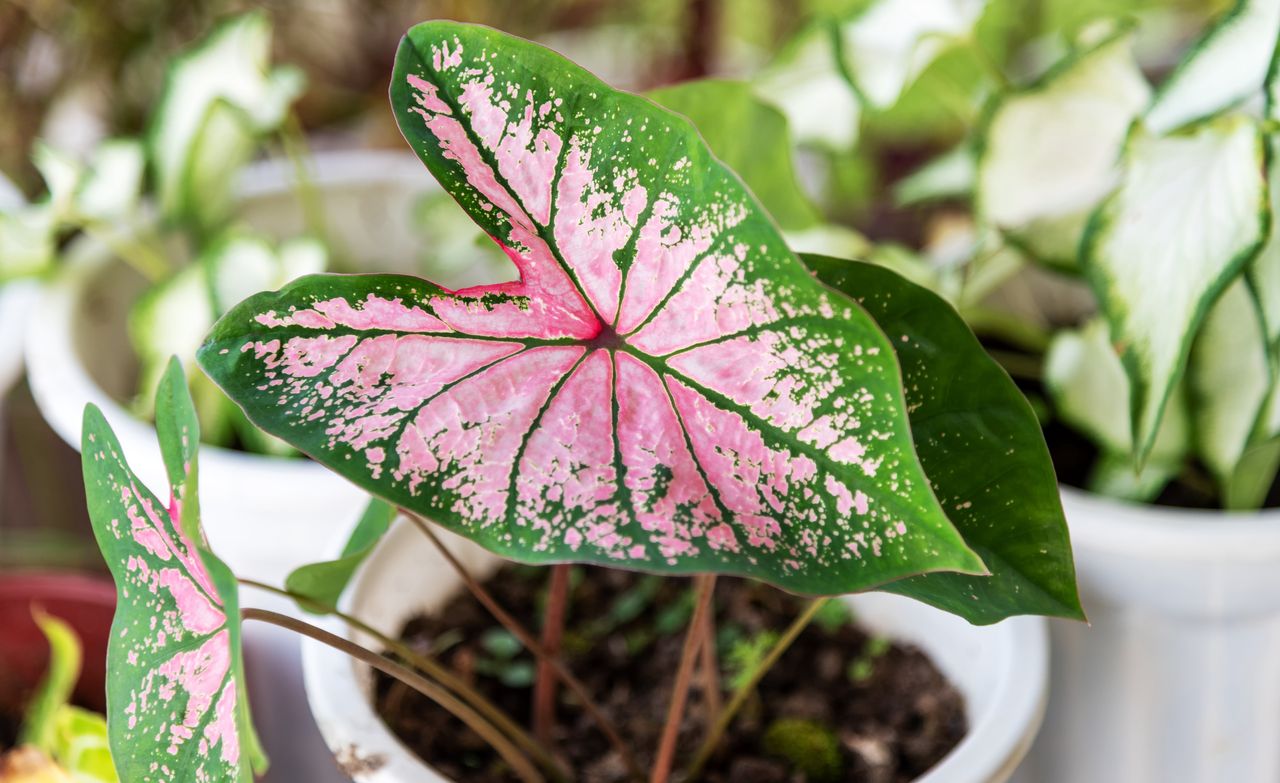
[198,21,985,594]
[82,359,266,782]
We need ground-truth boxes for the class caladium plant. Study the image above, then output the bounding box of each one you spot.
[82,18,1083,783]
[196,19,1080,603]
[82,359,267,783]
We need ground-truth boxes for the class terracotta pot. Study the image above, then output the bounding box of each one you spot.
[0,571,116,714]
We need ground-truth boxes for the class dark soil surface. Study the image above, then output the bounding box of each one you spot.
[374,566,966,782]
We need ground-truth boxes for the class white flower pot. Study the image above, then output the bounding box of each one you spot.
[0,280,39,397]
[22,149,488,584]
[1019,487,1280,783]
[23,149,499,783]
[303,519,1049,783]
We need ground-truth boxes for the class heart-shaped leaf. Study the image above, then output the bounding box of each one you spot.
[1082,114,1267,462]
[1145,0,1280,135]
[976,23,1149,266]
[149,11,302,230]
[82,360,265,782]
[200,20,985,596]
[804,255,1082,623]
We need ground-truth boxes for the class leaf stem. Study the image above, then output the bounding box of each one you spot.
[236,578,567,780]
[697,594,722,728]
[404,511,643,781]
[277,112,332,254]
[533,564,571,747]
[650,574,717,783]
[80,221,169,283]
[683,596,830,781]
[240,607,545,783]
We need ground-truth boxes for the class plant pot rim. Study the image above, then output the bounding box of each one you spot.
[1060,485,1280,562]
[0,278,41,395]
[23,148,426,477]
[0,569,117,605]
[301,521,1048,783]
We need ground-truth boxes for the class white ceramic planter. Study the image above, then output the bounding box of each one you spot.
[23,150,503,783]
[1018,487,1280,783]
[22,149,501,584]
[304,519,1049,783]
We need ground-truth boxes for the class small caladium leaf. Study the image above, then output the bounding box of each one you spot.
[200,20,986,596]
[285,497,395,613]
[82,361,265,783]
[149,11,303,230]
[753,21,861,151]
[647,80,820,232]
[976,23,1149,267]
[805,255,1082,624]
[1145,0,1280,135]
[1082,114,1268,462]
[1189,281,1271,487]
[836,0,987,110]
[1044,318,1188,500]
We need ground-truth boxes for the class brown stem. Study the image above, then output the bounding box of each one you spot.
[237,578,567,781]
[240,607,545,783]
[697,599,722,728]
[675,0,719,80]
[683,597,830,781]
[404,512,643,781]
[533,563,571,746]
[650,574,717,783]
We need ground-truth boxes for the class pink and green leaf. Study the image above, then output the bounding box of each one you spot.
[199,21,984,595]
[82,360,265,783]
[805,256,1083,623]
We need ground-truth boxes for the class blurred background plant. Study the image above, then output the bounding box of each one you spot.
[0,0,1239,566]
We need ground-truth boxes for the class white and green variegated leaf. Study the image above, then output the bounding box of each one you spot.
[1146,0,1280,135]
[75,140,145,223]
[894,143,975,206]
[149,11,303,229]
[784,223,871,261]
[977,24,1149,265]
[1189,281,1271,486]
[82,360,266,782]
[201,20,988,596]
[1082,115,1268,461]
[1087,451,1180,504]
[1045,318,1188,500]
[648,79,821,231]
[754,22,861,151]
[1251,59,1280,348]
[836,0,988,109]
[0,204,56,281]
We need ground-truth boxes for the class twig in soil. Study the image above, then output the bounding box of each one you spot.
[404,511,644,781]
[533,564,571,747]
[237,578,567,781]
[240,607,546,783]
[650,574,717,783]
[683,597,831,781]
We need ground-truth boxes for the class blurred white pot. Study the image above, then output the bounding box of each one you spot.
[0,280,40,396]
[303,519,1049,783]
[21,149,503,584]
[24,149,502,783]
[1020,487,1280,783]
